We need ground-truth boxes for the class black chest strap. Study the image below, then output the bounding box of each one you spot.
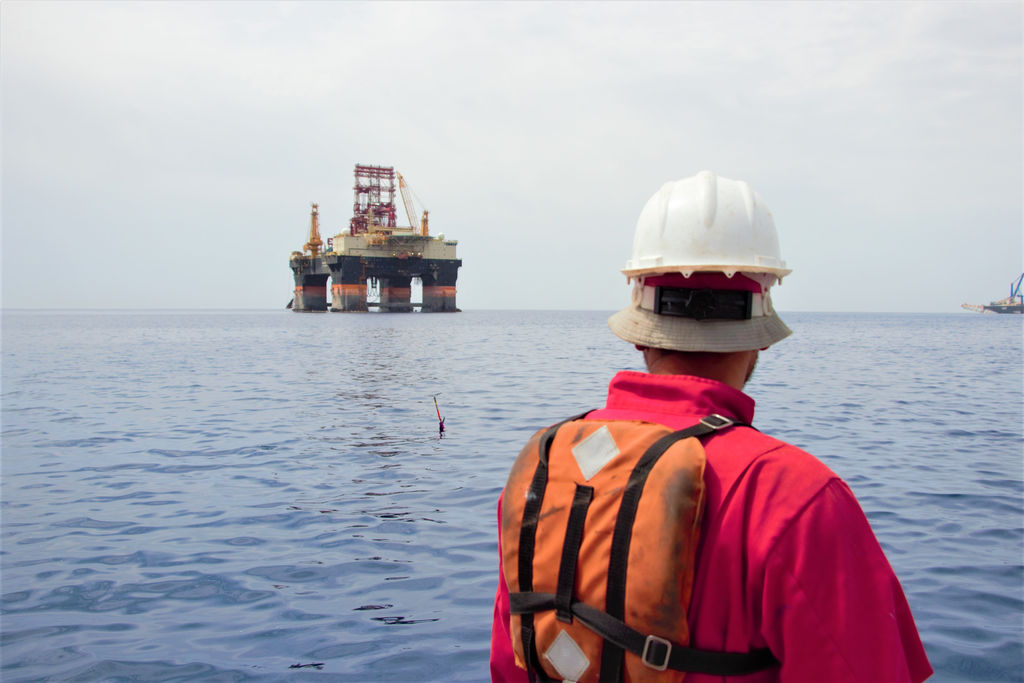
[511,592,778,676]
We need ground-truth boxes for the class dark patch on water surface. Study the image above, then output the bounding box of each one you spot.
[370,615,440,625]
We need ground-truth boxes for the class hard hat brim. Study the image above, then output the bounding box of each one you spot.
[608,303,792,353]
[622,265,792,280]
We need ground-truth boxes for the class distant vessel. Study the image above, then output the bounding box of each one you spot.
[288,164,462,313]
[962,273,1024,314]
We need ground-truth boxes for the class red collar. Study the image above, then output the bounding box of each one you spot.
[590,371,756,430]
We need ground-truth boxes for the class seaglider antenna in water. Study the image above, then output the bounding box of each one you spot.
[434,395,445,438]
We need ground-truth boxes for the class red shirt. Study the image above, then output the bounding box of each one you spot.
[491,371,932,682]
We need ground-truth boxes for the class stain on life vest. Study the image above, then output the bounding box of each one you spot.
[501,418,708,682]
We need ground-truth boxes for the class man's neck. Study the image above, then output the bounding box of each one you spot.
[642,347,758,390]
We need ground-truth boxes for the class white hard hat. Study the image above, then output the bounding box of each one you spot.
[609,171,793,353]
[623,170,791,281]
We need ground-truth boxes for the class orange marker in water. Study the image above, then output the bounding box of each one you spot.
[434,395,445,438]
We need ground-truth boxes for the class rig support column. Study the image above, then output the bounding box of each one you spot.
[421,277,455,311]
[380,275,413,312]
[289,255,330,312]
[327,255,368,311]
[422,262,461,312]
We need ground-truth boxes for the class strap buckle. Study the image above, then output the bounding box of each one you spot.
[641,634,672,671]
[700,414,734,430]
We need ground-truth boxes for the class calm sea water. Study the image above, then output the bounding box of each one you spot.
[2,310,1021,682]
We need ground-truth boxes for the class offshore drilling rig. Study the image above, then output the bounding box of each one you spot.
[289,164,462,312]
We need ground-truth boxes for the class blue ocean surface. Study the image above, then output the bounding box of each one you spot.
[1,310,1021,682]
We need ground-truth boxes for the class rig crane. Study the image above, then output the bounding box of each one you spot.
[397,172,430,236]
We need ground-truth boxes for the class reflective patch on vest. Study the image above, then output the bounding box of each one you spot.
[543,629,590,681]
[571,425,620,481]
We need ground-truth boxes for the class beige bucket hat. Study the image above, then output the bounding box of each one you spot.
[607,285,792,353]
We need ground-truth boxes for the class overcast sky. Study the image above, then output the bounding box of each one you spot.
[2,1,1021,312]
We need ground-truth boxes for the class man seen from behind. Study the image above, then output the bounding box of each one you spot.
[490,171,932,682]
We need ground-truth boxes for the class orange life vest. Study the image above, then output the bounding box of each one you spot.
[501,414,777,682]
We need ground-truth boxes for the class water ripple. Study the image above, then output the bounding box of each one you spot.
[1,311,1020,681]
